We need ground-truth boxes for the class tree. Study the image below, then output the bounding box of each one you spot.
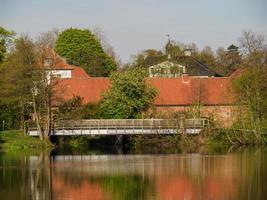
[0,26,15,64]
[32,37,65,140]
[238,30,266,55]
[231,38,267,143]
[56,96,84,120]
[36,29,59,49]
[0,35,36,132]
[55,28,117,77]
[93,27,117,61]
[0,33,62,140]
[165,40,185,58]
[216,45,242,75]
[197,46,217,67]
[130,49,166,68]
[100,69,157,119]
[232,65,267,143]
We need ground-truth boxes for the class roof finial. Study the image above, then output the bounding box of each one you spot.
[166,34,171,59]
[166,34,170,42]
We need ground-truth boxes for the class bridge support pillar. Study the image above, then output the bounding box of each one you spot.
[115,135,123,146]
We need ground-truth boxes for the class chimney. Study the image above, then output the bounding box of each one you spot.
[181,74,190,83]
[184,49,192,57]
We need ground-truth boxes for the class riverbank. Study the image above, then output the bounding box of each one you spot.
[0,130,52,151]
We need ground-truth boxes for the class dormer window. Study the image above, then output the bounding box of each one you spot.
[184,49,192,57]
[44,58,53,67]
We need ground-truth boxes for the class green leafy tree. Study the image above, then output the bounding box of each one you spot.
[0,33,60,140]
[197,46,217,68]
[0,35,36,132]
[82,103,102,119]
[232,48,267,143]
[101,69,157,119]
[216,45,242,75]
[0,26,15,64]
[56,96,84,120]
[130,49,166,68]
[165,40,185,58]
[56,96,103,120]
[55,28,117,77]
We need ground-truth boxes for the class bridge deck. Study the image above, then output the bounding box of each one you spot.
[28,118,209,136]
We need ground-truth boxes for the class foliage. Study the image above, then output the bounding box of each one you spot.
[216,45,242,75]
[55,28,117,76]
[197,46,217,68]
[0,33,60,140]
[101,68,157,119]
[0,36,36,131]
[56,96,84,120]
[56,96,103,120]
[100,175,152,200]
[0,130,51,150]
[82,103,103,119]
[238,30,266,55]
[0,104,20,131]
[127,39,238,76]
[0,26,15,64]
[130,49,166,68]
[165,40,185,57]
[232,55,267,143]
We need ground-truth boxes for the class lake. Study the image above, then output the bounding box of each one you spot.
[0,146,266,200]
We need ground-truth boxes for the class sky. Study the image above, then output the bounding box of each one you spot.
[1,0,267,63]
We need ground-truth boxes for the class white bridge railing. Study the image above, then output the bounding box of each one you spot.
[28,118,210,136]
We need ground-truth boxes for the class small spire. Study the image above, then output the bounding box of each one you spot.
[166,34,170,42]
[166,34,172,59]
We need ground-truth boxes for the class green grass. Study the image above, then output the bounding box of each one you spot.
[0,130,52,151]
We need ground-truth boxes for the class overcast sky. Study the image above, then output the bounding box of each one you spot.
[1,0,267,63]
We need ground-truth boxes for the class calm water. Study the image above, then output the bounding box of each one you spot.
[0,146,267,200]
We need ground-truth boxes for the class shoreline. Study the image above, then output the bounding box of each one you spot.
[0,130,53,152]
[1,129,266,152]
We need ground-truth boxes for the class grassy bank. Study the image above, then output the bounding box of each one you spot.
[130,128,267,150]
[0,130,52,151]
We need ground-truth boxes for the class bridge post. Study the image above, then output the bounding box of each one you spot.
[63,121,65,136]
[115,135,123,146]
[124,119,126,134]
[98,120,100,135]
[142,119,144,134]
[132,120,134,134]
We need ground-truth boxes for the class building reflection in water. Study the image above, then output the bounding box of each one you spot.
[47,148,266,200]
[0,147,266,200]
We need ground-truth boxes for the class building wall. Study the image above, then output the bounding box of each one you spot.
[51,70,72,78]
[154,105,236,127]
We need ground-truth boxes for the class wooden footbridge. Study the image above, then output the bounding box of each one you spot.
[28,118,209,136]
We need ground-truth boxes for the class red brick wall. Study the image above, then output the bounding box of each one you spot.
[154,105,236,127]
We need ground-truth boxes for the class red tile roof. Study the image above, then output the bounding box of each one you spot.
[71,66,90,78]
[148,76,234,106]
[40,48,75,70]
[55,78,110,104]
[55,75,234,106]
[49,47,235,106]
[229,68,244,78]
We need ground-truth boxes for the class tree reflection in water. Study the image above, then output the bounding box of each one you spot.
[0,147,266,200]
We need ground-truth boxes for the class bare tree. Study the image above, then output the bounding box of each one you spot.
[32,31,62,140]
[238,30,266,55]
[92,27,118,61]
[36,29,59,50]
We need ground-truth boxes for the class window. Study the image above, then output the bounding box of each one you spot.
[44,58,53,67]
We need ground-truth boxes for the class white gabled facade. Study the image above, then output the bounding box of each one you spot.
[148,61,186,78]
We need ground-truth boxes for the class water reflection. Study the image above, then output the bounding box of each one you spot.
[0,147,267,200]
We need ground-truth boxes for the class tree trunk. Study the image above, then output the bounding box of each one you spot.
[32,93,43,140]
[20,100,25,132]
[44,86,52,140]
